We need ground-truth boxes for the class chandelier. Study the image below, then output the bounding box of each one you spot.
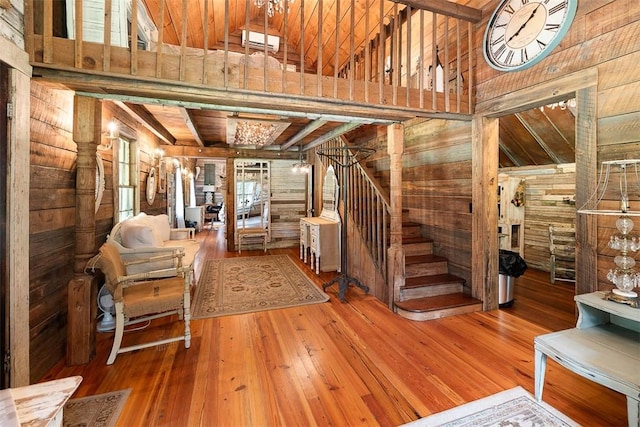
[255,0,292,17]
[292,149,311,174]
[539,98,576,112]
[227,116,290,148]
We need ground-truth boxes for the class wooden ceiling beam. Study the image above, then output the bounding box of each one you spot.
[391,0,482,23]
[280,119,329,151]
[114,101,177,145]
[303,122,363,150]
[162,145,299,159]
[179,107,205,147]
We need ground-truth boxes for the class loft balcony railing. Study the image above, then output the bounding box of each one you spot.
[25,0,477,116]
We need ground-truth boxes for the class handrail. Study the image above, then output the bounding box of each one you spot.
[25,0,474,116]
[316,137,391,284]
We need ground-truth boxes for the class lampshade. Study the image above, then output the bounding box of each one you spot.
[578,159,640,298]
[578,159,640,216]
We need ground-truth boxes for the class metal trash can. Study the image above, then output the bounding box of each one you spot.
[498,250,527,308]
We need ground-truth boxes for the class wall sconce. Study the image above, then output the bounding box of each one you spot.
[578,159,640,298]
[98,120,119,151]
[152,147,164,166]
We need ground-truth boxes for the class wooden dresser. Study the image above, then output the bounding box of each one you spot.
[534,292,640,427]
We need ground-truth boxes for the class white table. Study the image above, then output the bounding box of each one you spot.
[534,292,640,427]
[0,376,82,427]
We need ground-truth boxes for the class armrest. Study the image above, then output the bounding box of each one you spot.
[170,227,196,240]
[123,250,185,268]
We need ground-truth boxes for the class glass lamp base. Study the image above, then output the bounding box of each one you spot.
[612,288,638,298]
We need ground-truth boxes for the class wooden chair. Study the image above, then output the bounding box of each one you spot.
[548,224,576,284]
[91,242,192,365]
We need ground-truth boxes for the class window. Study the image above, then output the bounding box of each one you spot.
[117,137,138,222]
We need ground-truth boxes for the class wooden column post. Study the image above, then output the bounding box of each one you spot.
[226,157,236,252]
[387,123,404,309]
[472,115,499,310]
[66,95,101,365]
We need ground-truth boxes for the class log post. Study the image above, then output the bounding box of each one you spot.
[66,95,101,365]
[387,123,404,309]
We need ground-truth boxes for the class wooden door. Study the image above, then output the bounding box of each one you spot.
[0,62,9,388]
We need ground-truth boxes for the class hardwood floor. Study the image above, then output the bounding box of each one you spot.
[42,227,627,426]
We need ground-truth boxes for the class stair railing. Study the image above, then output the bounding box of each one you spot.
[315,137,391,284]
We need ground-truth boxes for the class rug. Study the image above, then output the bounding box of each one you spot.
[401,386,579,427]
[192,255,330,319]
[63,389,130,427]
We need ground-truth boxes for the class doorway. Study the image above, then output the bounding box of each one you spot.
[472,70,599,310]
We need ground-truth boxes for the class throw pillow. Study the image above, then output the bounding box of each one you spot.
[120,221,160,248]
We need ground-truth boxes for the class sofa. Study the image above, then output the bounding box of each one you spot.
[107,213,201,275]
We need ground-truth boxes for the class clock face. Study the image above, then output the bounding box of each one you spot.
[483,0,577,71]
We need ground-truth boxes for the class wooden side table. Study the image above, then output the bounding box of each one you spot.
[534,292,640,427]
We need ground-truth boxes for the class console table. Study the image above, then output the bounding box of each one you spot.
[534,291,640,427]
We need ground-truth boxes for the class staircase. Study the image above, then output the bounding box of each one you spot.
[317,137,482,321]
[394,221,482,321]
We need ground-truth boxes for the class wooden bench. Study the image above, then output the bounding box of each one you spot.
[238,228,268,253]
[534,292,640,427]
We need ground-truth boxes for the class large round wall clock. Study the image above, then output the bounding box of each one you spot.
[483,0,577,72]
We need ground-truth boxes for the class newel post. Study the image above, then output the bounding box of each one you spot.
[387,123,405,309]
[66,95,101,365]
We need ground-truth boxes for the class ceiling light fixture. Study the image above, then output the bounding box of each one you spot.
[227,116,290,148]
[292,149,311,174]
[539,98,576,112]
[254,0,292,17]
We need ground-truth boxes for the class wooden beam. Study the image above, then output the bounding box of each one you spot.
[390,0,482,23]
[280,119,328,150]
[303,122,363,150]
[114,101,177,145]
[162,145,299,160]
[179,107,205,147]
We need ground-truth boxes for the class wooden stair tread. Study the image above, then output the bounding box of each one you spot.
[405,254,447,264]
[403,274,465,289]
[402,236,433,245]
[394,293,481,313]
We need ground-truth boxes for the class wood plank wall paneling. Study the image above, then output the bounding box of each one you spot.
[266,160,307,248]
[499,164,576,273]
[474,0,640,295]
[28,83,75,382]
[28,85,169,381]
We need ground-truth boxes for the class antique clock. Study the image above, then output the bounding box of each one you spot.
[483,0,577,72]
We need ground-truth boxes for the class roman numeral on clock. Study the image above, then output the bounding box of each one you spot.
[549,1,567,15]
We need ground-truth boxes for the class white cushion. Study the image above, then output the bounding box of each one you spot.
[120,221,160,248]
[152,214,171,242]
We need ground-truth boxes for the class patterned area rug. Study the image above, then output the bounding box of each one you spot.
[63,389,130,427]
[192,255,330,319]
[402,386,579,427]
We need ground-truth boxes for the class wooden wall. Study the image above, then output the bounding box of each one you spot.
[499,164,576,272]
[0,0,24,49]
[473,0,640,294]
[29,85,166,381]
[29,82,75,382]
[270,159,307,249]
